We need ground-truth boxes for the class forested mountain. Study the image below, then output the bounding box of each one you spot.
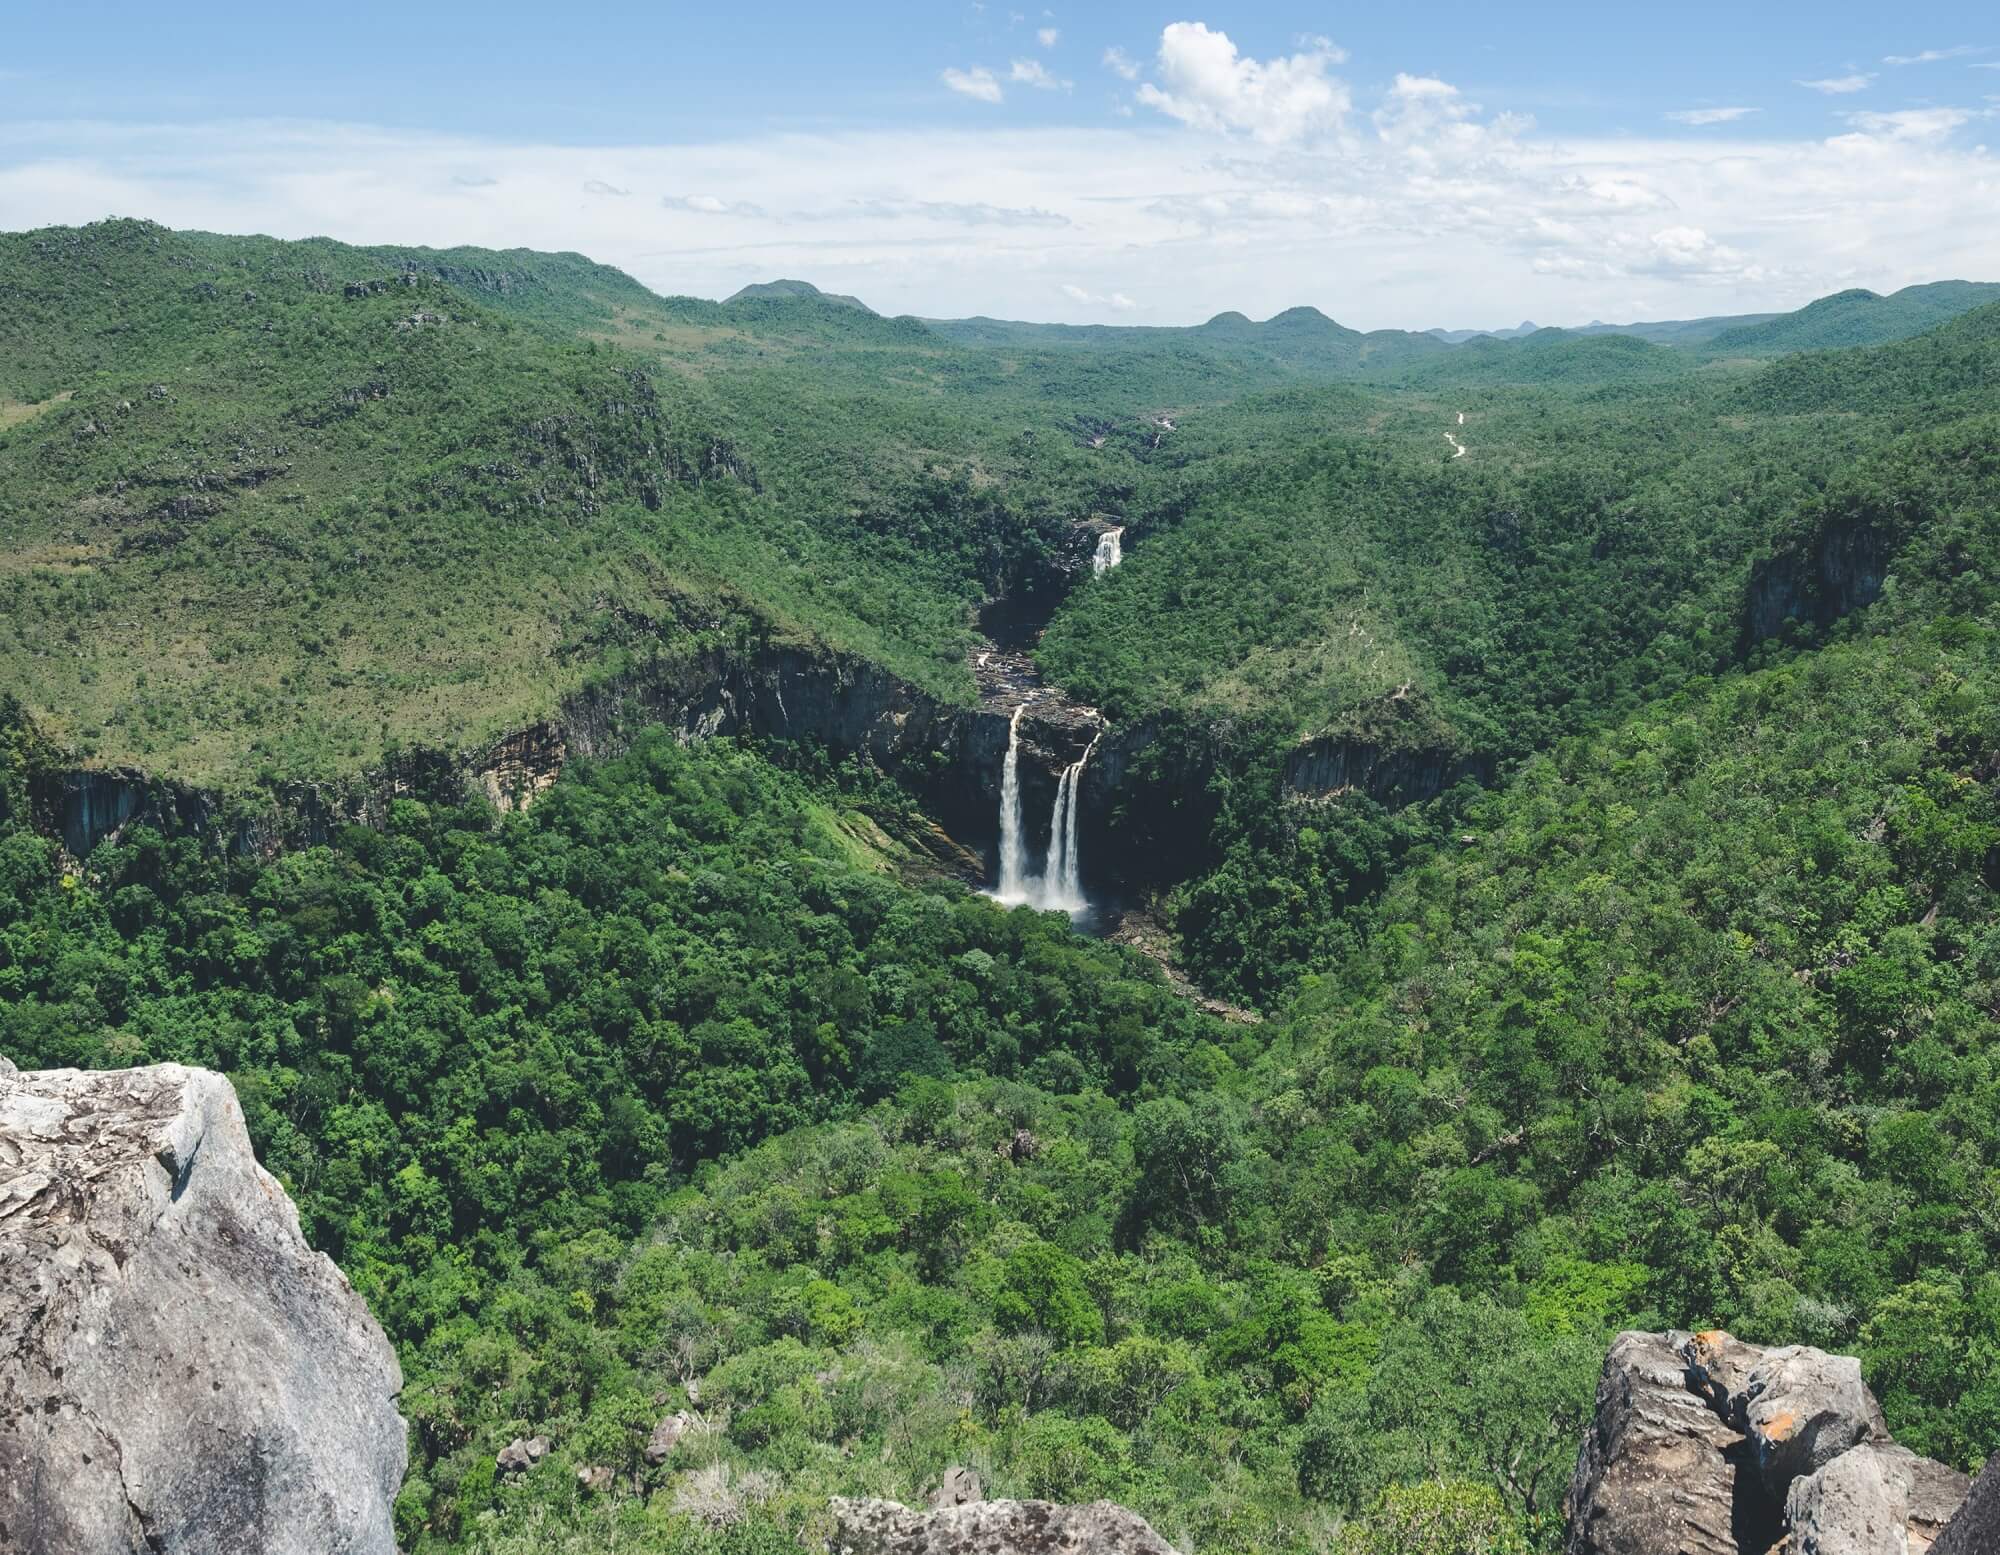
[4,217,1999,1554]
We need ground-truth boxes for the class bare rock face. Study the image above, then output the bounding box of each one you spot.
[1565,1331,1969,1555]
[0,1059,406,1555]
[1930,1454,2000,1555]
[1563,1331,1747,1555]
[828,1495,1180,1554]
[1784,1442,1966,1555]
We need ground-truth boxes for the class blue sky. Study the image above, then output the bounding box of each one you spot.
[4,3,1998,326]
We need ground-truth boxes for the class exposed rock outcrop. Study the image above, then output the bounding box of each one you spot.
[0,1058,406,1555]
[1930,1455,2000,1555]
[828,1495,1180,1554]
[1565,1331,1971,1555]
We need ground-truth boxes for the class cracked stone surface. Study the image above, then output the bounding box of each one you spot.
[1565,1330,1972,1555]
[0,1058,405,1554]
[828,1495,1181,1553]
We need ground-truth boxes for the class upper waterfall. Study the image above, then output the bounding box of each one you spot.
[1093,528,1124,575]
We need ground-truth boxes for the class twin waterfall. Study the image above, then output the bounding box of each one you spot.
[993,706,1102,918]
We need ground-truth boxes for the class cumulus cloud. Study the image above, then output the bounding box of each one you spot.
[1798,73,1875,94]
[942,66,1003,103]
[7,83,2000,330]
[1102,46,1140,80]
[1061,282,1136,310]
[1135,22,1349,143]
[1010,59,1071,91]
[1883,45,1985,65]
[1664,106,1758,125]
[1037,27,1059,48]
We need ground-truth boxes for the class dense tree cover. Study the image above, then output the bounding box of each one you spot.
[8,220,2000,1553]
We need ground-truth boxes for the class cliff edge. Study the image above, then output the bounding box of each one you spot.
[0,1058,406,1555]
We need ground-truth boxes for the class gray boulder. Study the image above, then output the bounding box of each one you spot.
[645,1411,691,1465]
[1724,1343,1886,1499]
[926,1465,984,1509]
[1567,1330,1974,1555]
[828,1495,1180,1553]
[1785,1442,1968,1555]
[1931,1453,2000,1555]
[496,1434,550,1474]
[1563,1331,1744,1555]
[0,1060,406,1555]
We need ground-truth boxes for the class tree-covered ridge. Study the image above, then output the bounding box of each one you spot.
[8,585,1998,1551]
[0,220,1062,782]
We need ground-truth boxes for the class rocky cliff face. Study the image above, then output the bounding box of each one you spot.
[1564,1330,1973,1555]
[828,1493,1180,1553]
[0,1059,406,1555]
[1281,735,1492,806]
[1740,517,1891,651]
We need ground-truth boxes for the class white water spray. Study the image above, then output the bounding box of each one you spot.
[1041,728,1102,913]
[995,702,1032,903]
[1093,527,1125,575]
[991,706,1100,917]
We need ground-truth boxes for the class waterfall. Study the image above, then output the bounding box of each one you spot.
[1093,527,1124,575]
[995,702,1032,903]
[991,705,1100,918]
[1041,728,1102,914]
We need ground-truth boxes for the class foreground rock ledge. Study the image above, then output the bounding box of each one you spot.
[1564,1329,1974,1555]
[829,1494,1181,1554]
[0,1058,406,1555]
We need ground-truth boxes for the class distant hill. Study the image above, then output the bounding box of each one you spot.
[1705,280,2000,356]
[1426,321,1539,345]
[1570,311,1781,347]
[724,278,874,312]
[1737,299,2000,414]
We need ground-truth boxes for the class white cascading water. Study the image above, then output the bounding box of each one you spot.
[1093,527,1125,575]
[991,705,1100,917]
[995,702,1033,903]
[1040,728,1102,914]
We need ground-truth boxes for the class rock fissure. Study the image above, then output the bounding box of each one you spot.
[1565,1331,1978,1555]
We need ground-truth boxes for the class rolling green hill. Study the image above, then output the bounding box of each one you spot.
[1705,280,2000,356]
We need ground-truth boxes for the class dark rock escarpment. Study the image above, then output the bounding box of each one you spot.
[828,1494,1180,1553]
[0,1058,405,1555]
[1564,1330,1972,1555]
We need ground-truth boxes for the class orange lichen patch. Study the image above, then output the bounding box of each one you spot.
[1761,1410,1798,1441]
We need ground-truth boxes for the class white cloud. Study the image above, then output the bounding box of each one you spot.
[1135,22,1349,143]
[664,193,765,217]
[942,66,1003,104]
[6,91,2000,332]
[1665,106,1758,125]
[581,179,630,196]
[1061,282,1136,310]
[1010,59,1071,91]
[1103,46,1139,80]
[1883,45,1985,66]
[1798,74,1874,94]
[1037,27,1059,48]
[1844,107,1976,137]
